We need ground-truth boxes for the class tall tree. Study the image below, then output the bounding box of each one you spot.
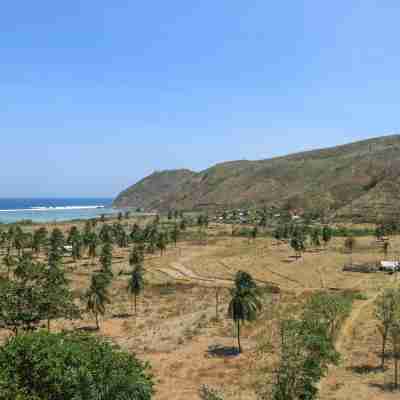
[32,227,48,257]
[99,243,113,282]
[156,232,167,256]
[87,232,99,266]
[322,225,332,248]
[375,288,400,370]
[127,264,145,315]
[228,271,262,353]
[170,223,180,247]
[85,274,111,330]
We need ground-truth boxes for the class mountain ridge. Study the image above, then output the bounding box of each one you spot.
[113,134,400,219]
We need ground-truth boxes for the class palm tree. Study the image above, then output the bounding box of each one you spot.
[127,264,144,315]
[88,232,99,266]
[156,233,167,256]
[14,227,26,257]
[228,271,262,353]
[129,246,144,267]
[85,274,111,330]
[3,254,16,279]
[32,227,48,257]
[170,223,180,247]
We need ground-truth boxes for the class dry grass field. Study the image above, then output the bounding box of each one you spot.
[1,220,400,399]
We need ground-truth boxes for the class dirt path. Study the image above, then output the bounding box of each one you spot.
[319,274,396,396]
[156,262,233,287]
[318,294,379,397]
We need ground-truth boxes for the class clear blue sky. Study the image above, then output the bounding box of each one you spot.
[1,1,400,197]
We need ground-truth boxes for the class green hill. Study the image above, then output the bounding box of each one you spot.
[113,134,400,220]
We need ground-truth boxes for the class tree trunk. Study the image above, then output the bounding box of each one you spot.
[47,318,51,332]
[237,319,242,353]
[95,313,99,330]
[395,356,398,389]
[134,294,137,315]
[215,288,219,321]
[381,333,387,370]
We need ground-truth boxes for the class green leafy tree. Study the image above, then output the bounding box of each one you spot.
[199,385,224,400]
[41,263,80,332]
[0,277,44,335]
[391,322,400,390]
[0,331,155,400]
[262,318,339,400]
[302,292,353,339]
[375,288,400,369]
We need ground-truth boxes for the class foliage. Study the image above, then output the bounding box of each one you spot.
[375,288,400,369]
[260,318,339,400]
[199,385,224,400]
[302,292,353,340]
[128,264,145,314]
[0,331,154,400]
[84,274,111,329]
[228,271,262,353]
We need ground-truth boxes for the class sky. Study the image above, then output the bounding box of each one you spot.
[1,1,400,198]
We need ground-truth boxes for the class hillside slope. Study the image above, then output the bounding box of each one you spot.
[113,135,400,218]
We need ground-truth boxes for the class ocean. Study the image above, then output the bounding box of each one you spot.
[0,198,118,224]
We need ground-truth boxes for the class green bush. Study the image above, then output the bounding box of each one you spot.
[0,331,154,400]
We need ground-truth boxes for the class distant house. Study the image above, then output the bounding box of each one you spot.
[380,261,400,272]
[63,245,73,255]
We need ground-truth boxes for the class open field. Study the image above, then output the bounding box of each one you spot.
[1,220,399,399]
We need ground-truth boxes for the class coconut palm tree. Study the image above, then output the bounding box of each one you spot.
[85,274,111,330]
[127,264,144,315]
[3,254,16,279]
[228,271,262,353]
[129,246,144,267]
[156,233,167,256]
[88,232,99,266]
[32,227,48,257]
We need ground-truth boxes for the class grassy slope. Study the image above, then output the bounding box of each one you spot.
[114,135,400,217]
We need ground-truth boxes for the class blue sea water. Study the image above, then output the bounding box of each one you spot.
[0,198,118,224]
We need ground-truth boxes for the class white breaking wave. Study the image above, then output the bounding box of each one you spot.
[0,205,106,213]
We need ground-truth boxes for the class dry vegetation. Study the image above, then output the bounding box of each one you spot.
[1,218,399,399]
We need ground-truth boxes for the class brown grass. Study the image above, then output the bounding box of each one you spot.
[1,221,399,399]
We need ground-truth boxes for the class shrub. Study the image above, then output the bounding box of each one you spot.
[0,331,154,400]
